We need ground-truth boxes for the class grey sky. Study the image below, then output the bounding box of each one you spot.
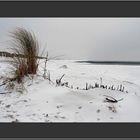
[0,18,140,61]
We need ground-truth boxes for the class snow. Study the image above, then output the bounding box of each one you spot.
[0,59,140,122]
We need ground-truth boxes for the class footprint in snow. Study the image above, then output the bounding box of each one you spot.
[57,112,61,114]
[45,119,50,122]
[81,73,85,75]
[60,116,66,119]
[5,105,11,108]
[56,105,64,108]
[96,109,101,113]
[12,119,19,123]
[97,118,100,121]
[59,65,68,69]
[6,110,12,113]
[45,114,49,117]
[53,113,66,119]
[6,114,14,119]
[78,106,82,109]
[12,111,16,113]
[25,105,30,107]
[54,115,59,118]
[43,114,49,120]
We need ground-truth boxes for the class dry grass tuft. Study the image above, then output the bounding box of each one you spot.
[9,27,40,83]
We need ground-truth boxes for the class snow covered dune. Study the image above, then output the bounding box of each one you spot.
[0,59,140,122]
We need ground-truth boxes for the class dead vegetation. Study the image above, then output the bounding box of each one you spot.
[55,75,128,94]
[9,27,40,77]
[103,95,123,103]
[0,27,50,93]
[6,27,49,86]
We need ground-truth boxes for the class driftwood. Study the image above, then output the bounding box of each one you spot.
[0,51,48,59]
[104,95,123,103]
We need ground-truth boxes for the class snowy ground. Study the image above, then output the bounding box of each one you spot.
[0,58,140,122]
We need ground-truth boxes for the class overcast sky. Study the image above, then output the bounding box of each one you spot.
[0,18,140,61]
